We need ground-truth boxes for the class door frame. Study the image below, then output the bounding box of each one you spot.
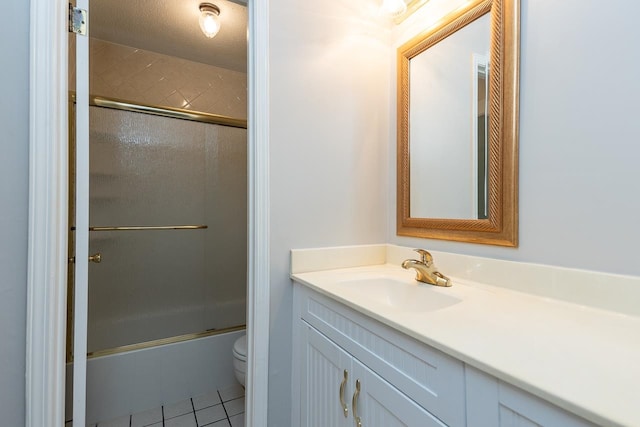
[25,1,271,426]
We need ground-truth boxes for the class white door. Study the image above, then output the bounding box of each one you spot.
[466,367,595,427]
[300,323,352,427]
[351,359,447,427]
[72,0,90,425]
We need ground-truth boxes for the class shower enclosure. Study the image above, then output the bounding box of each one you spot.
[68,96,247,423]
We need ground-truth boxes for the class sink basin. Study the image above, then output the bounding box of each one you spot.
[336,277,461,313]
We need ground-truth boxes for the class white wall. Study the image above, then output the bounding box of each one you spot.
[390,0,640,277]
[268,0,390,424]
[0,0,29,425]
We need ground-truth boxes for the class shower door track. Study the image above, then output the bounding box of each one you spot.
[84,324,246,360]
[92,95,247,128]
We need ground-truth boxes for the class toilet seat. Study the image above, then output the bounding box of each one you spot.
[233,334,247,361]
[232,334,247,387]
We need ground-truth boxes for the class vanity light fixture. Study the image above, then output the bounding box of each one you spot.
[381,0,407,17]
[199,3,221,39]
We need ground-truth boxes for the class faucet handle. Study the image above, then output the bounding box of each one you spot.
[413,249,433,266]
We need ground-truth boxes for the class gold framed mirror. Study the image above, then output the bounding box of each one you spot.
[397,0,519,247]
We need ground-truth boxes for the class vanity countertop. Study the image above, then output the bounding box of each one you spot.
[292,263,640,427]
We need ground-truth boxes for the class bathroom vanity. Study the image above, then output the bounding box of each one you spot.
[290,245,640,427]
[293,283,464,427]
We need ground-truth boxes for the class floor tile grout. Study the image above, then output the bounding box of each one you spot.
[82,386,244,427]
[190,397,199,426]
[218,390,231,425]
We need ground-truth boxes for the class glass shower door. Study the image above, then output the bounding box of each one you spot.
[86,105,247,355]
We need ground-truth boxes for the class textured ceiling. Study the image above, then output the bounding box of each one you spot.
[89,0,248,72]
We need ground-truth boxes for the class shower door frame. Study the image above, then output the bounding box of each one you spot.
[25,1,271,426]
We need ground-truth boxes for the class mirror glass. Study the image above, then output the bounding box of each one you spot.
[409,13,490,219]
[397,0,519,246]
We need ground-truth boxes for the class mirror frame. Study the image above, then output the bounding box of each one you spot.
[397,0,519,247]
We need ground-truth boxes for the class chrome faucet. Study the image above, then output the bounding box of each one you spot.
[402,249,452,287]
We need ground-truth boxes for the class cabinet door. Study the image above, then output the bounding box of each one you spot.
[351,359,447,427]
[466,366,596,427]
[300,322,352,427]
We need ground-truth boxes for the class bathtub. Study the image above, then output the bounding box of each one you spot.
[65,328,245,424]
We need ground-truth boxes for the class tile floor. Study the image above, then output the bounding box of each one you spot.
[66,384,245,427]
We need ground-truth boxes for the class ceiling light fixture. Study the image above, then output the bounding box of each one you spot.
[381,0,407,17]
[199,3,221,39]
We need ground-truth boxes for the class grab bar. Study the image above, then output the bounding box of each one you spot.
[71,225,208,231]
[90,225,208,231]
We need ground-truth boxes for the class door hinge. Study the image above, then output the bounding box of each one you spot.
[69,3,87,35]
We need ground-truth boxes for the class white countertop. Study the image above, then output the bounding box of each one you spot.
[292,263,640,427]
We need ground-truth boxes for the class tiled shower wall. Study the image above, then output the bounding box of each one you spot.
[70,38,247,119]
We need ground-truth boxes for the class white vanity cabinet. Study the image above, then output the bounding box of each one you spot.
[292,283,466,427]
[293,281,598,427]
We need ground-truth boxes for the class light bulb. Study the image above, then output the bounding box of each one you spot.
[199,3,221,39]
[381,0,407,17]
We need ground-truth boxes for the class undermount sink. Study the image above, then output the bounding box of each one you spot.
[336,276,462,313]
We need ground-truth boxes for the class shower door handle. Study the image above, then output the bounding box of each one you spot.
[68,253,102,263]
[88,252,102,263]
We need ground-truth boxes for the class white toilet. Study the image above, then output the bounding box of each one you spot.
[232,334,247,387]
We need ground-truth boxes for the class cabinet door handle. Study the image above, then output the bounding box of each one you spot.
[339,369,349,417]
[352,379,362,427]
